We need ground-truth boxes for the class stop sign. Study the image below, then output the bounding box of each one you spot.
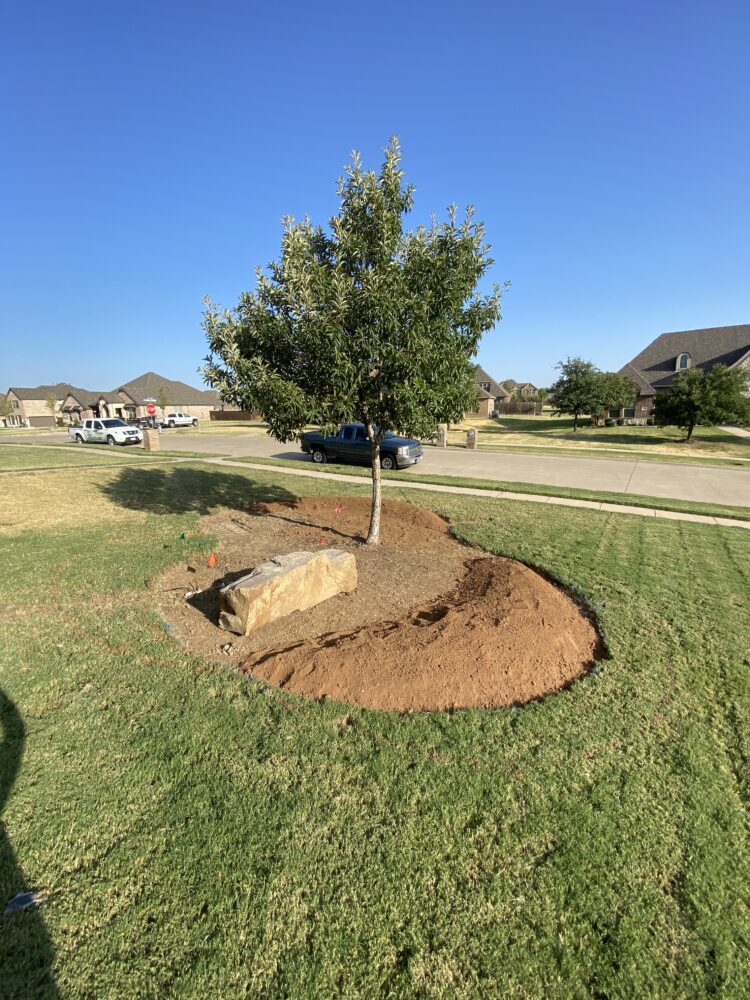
[146,403,156,415]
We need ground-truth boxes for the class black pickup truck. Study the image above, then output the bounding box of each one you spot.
[300,423,423,470]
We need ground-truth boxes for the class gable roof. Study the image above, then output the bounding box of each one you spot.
[8,382,77,401]
[473,365,511,398]
[117,372,220,406]
[619,324,750,394]
[62,388,123,407]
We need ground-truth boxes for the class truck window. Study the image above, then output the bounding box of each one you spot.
[93,421,103,430]
[354,427,368,442]
[342,427,354,441]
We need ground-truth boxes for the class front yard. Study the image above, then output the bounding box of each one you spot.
[1,457,749,996]
[447,414,750,463]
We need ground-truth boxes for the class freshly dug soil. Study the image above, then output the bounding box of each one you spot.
[156,496,604,711]
[156,497,468,665]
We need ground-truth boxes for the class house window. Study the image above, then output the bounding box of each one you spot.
[479,382,491,391]
[676,353,691,370]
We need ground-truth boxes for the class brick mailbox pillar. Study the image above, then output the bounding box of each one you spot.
[466,429,478,450]
[437,426,448,448]
[143,428,160,452]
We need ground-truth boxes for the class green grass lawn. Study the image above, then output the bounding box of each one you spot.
[229,454,750,522]
[0,444,173,471]
[448,415,750,463]
[1,459,749,997]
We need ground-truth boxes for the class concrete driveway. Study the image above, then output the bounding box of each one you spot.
[3,429,749,506]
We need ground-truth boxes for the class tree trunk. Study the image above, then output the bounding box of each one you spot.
[573,412,578,432]
[686,421,694,442]
[366,427,382,545]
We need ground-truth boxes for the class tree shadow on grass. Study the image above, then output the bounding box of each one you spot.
[97,465,297,516]
[0,688,58,998]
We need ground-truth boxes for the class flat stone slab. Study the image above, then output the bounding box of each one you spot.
[218,549,358,636]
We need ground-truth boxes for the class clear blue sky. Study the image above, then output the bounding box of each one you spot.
[2,0,749,391]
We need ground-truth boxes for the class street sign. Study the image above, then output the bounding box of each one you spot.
[146,403,156,416]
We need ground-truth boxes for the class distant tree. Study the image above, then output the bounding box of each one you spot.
[45,393,59,425]
[0,393,15,425]
[549,357,601,431]
[654,365,750,441]
[202,137,504,543]
[537,387,549,403]
[156,386,170,417]
[591,372,635,424]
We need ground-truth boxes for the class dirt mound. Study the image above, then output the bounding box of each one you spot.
[255,495,455,550]
[156,497,468,667]
[243,555,602,711]
[155,496,604,711]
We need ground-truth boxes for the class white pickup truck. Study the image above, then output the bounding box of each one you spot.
[163,411,198,428]
[69,418,143,446]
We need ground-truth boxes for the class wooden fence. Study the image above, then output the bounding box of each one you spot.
[494,401,543,415]
[209,410,264,421]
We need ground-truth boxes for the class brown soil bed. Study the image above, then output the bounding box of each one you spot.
[155,496,604,712]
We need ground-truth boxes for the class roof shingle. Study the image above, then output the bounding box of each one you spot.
[619,324,750,394]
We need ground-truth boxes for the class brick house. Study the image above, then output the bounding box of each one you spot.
[3,383,77,427]
[501,379,539,397]
[617,324,750,421]
[61,388,131,423]
[114,372,220,422]
[4,372,221,427]
[467,366,513,417]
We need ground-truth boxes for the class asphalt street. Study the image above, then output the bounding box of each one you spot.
[4,429,749,507]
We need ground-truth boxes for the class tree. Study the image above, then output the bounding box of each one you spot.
[45,393,59,425]
[537,387,549,404]
[0,393,15,425]
[591,372,635,424]
[549,357,601,431]
[156,386,170,417]
[202,137,504,544]
[654,364,750,441]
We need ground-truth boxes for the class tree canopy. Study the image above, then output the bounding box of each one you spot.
[591,371,636,423]
[654,364,750,440]
[550,358,635,429]
[202,137,504,542]
[549,358,601,430]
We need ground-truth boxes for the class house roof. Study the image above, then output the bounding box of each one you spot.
[62,388,123,407]
[8,382,77,400]
[473,365,510,398]
[117,372,220,406]
[500,379,537,391]
[619,324,750,394]
[475,386,494,400]
[8,373,220,409]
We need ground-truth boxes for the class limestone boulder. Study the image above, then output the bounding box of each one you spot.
[218,549,357,636]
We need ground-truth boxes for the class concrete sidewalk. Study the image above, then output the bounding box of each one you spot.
[207,457,750,531]
[3,429,749,506]
[721,424,750,440]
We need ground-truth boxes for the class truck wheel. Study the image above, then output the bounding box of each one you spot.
[192,419,198,426]
[312,448,327,464]
[380,454,396,470]
[75,434,84,444]
[168,420,175,428]
[106,435,116,446]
